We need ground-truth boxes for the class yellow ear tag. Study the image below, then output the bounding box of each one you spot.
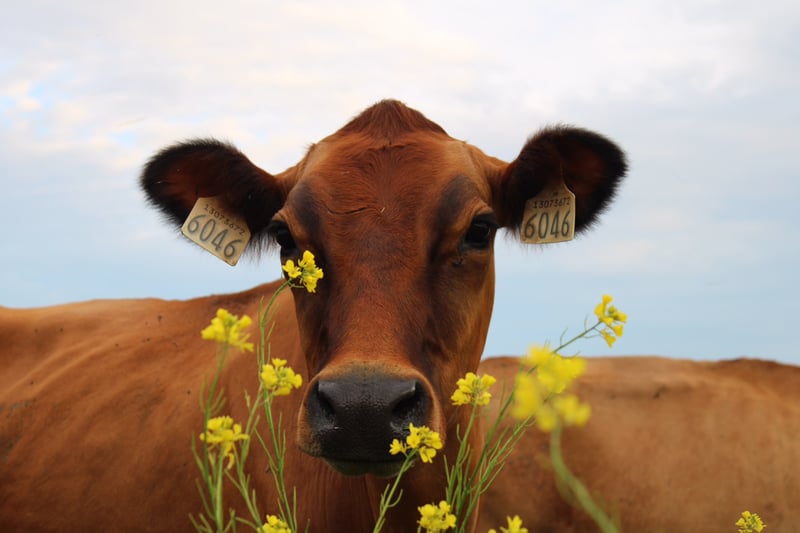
[180,196,251,266]
[520,181,576,244]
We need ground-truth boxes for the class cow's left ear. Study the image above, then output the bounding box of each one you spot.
[490,126,628,233]
[140,139,291,248]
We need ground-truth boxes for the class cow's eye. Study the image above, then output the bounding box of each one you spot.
[462,216,497,250]
[268,222,297,255]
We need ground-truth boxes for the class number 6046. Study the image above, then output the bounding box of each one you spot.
[184,214,243,259]
[523,209,572,241]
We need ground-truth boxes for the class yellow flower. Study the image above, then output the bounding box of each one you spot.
[260,358,303,396]
[261,514,292,533]
[281,260,301,279]
[389,438,407,456]
[538,354,586,395]
[523,344,555,367]
[282,250,324,293]
[600,329,617,348]
[199,415,249,469]
[405,423,443,463]
[534,404,558,432]
[298,250,324,291]
[553,394,591,427]
[417,501,457,533]
[593,295,627,349]
[607,305,627,324]
[513,352,590,431]
[511,373,543,420]
[418,445,438,464]
[451,372,496,406]
[736,511,766,533]
[389,424,442,463]
[594,294,613,324]
[200,308,254,352]
[522,345,586,394]
[524,346,586,395]
[488,515,528,533]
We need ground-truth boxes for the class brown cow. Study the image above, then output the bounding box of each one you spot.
[4,100,794,532]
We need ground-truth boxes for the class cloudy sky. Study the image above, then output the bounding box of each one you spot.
[2,1,798,365]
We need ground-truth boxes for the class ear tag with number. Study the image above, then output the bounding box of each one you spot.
[520,181,576,244]
[181,196,251,266]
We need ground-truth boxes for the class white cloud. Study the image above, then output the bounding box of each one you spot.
[3,80,42,111]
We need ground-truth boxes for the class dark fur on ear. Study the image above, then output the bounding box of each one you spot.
[496,126,628,234]
[140,139,287,249]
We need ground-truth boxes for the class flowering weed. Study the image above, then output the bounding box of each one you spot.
[201,309,255,352]
[507,296,628,533]
[260,358,303,397]
[261,514,292,533]
[736,511,766,533]
[417,500,457,533]
[190,283,753,533]
[374,424,444,532]
[488,515,528,533]
[282,250,324,293]
[594,294,627,348]
[200,415,250,470]
[451,372,496,407]
[191,252,322,533]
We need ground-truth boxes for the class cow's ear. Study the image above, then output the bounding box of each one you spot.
[140,139,289,247]
[491,126,627,234]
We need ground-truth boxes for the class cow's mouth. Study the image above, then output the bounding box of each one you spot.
[325,457,406,477]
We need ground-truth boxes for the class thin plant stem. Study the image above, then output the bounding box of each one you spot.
[549,425,618,533]
[373,453,417,533]
[255,281,301,532]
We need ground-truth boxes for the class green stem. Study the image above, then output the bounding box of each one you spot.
[447,404,478,531]
[264,393,296,531]
[452,380,533,533]
[214,460,225,531]
[195,343,231,532]
[373,452,416,533]
[257,281,300,532]
[227,391,264,529]
[549,425,618,533]
[553,320,603,354]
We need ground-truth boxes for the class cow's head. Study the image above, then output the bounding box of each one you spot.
[141,100,626,477]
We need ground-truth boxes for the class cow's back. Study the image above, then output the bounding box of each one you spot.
[478,355,800,532]
[0,282,299,532]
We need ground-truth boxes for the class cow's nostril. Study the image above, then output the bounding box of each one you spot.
[315,381,336,419]
[390,381,425,429]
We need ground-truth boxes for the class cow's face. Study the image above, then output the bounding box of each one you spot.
[141,100,626,477]
[272,130,501,476]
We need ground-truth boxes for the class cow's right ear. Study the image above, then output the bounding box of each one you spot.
[140,139,288,246]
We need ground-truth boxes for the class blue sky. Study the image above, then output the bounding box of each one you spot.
[2,1,798,364]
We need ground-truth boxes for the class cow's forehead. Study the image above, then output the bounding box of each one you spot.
[293,133,493,213]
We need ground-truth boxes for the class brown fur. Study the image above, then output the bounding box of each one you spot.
[479,356,800,532]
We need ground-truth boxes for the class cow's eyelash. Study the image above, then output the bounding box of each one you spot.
[267,222,297,253]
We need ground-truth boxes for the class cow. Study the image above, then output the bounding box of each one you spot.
[0,100,796,532]
[2,99,620,531]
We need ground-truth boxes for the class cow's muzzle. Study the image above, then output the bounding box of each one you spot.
[301,373,430,477]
